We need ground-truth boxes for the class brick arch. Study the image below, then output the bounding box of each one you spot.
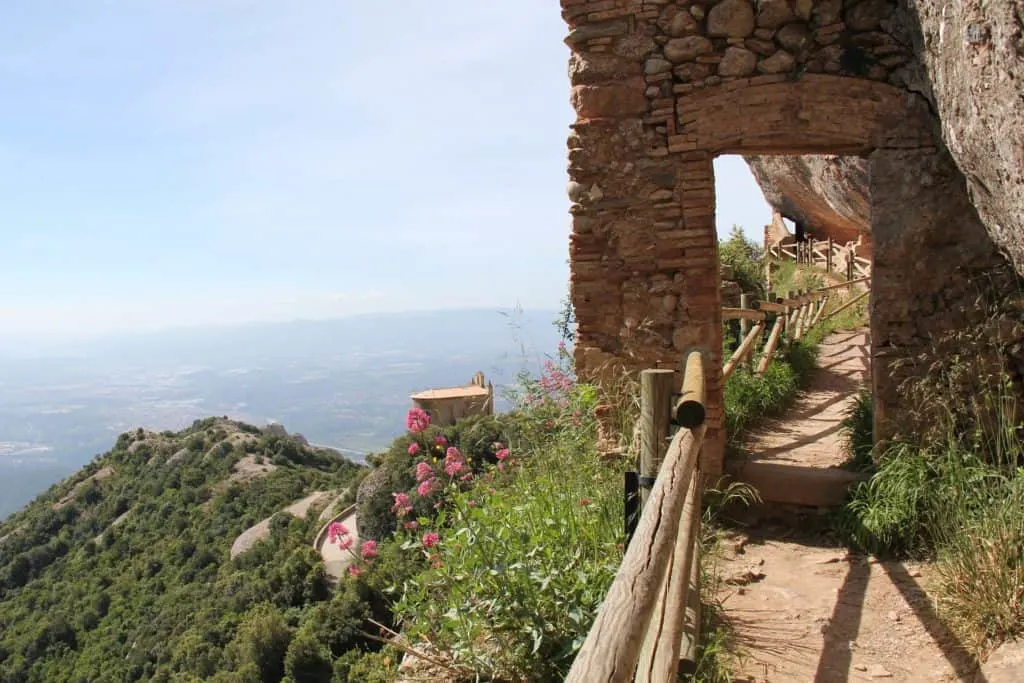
[561,0,940,474]
[672,75,934,155]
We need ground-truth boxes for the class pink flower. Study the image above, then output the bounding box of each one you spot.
[495,448,510,462]
[434,434,448,447]
[468,499,477,508]
[328,522,349,543]
[497,462,505,472]
[415,461,433,482]
[459,472,473,482]
[404,520,419,530]
[429,552,443,569]
[444,447,465,476]
[391,492,412,516]
[406,408,431,433]
[408,442,420,455]
[348,565,362,577]
[361,540,378,559]
[336,535,354,551]
[417,478,435,497]
[422,532,440,548]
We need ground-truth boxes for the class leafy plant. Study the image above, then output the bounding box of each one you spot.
[719,225,766,297]
[840,390,874,472]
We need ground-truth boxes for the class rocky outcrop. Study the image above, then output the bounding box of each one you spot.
[744,1,1024,277]
[907,0,1024,277]
[745,155,870,248]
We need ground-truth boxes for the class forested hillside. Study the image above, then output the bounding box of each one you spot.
[0,418,365,682]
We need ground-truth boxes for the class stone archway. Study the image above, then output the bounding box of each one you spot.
[561,0,1007,475]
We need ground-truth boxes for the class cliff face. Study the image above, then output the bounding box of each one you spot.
[745,0,1024,277]
[745,155,869,247]
[909,0,1024,276]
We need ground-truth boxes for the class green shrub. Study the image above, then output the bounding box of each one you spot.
[388,377,622,680]
[837,389,1024,653]
[719,225,765,297]
[840,390,874,472]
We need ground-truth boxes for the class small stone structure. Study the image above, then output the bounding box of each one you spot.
[410,372,494,427]
[560,0,1015,473]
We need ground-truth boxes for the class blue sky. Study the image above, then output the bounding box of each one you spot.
[0,1,769,342]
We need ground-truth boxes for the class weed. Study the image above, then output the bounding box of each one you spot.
[840,390,874,472]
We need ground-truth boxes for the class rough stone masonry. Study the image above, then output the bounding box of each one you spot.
[560,0,1016,474]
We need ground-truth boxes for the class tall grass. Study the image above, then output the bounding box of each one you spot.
[840,390,874,472]
[838,386,1024,654]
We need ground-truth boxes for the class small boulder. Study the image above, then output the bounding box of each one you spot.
[708,0,756,38]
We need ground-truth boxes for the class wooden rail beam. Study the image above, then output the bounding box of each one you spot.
[723,322,764,381]
[565,425,705,683]
[757,301,786,314]
[673,352,706,428]
[819,289,869,325]
[722,307,766,321]
[756,316,785,376]
[639,370,674,507]
[636,477,702,683]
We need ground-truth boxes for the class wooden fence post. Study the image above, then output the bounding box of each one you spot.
[738,294,750,366]
[639,370,674,507]
[826,236,833,274]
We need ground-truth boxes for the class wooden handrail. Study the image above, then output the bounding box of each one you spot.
[566,425,705,682]
[723,321,764,381]
[571,247,873,679]
[567,357,706,683]
[722,307,766,321]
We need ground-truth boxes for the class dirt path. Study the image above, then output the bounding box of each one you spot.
[230,491,331,559]
[743,330,870,468]
[317,507,359,581]
[721,329,981,681]
[718,528,979,682]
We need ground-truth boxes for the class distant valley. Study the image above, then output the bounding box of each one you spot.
[0,307,562,519]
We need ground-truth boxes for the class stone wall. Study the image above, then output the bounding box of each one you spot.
[562,0,937,475]
[869,146,1014,438]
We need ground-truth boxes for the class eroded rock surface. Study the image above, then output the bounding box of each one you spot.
[745,154,869,248]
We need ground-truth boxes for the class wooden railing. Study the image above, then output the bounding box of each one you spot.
[721,274,867,380]
[567,250,872,681]
[567,352,706,682]
[768,235,871,282]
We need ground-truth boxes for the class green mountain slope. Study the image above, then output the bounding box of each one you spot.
[0,417,365,683]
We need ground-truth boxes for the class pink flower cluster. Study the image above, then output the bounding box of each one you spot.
[406,408,431,433]
[330,522,379,578]
[444,447,465,477]
[391,491,413,516]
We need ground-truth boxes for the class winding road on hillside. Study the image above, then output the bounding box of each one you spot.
[720,330,979,682]
[314,505,360,581]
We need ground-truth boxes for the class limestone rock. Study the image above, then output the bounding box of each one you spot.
[569,52,639,85]
[908,0,1024,277]
[718,46,758,76]
[757,49,795,73]
[571,79,648,119]
[744,155,870,248]
[661,7,699,37]
[845,0,892,31]
[745,37,777,56]
[756,0,795,29]
[813,0,842,26]
[707,0,756,38]
[664,36,713,63]
[644,57,672,75]
[978,640,1024,682]
[776,22,813,53]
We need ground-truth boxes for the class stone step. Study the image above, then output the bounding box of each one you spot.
[730,460,870,507]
